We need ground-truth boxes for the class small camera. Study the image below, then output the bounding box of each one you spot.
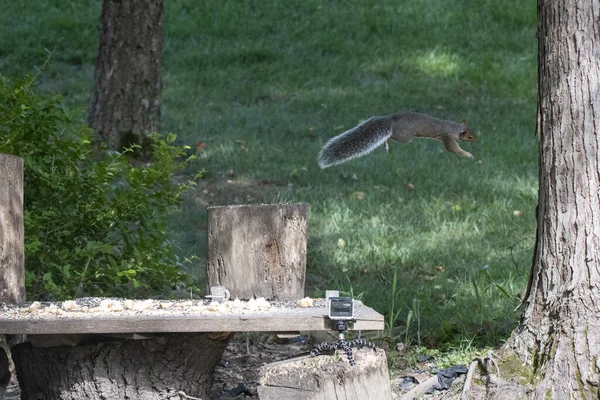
[328,297,355,320]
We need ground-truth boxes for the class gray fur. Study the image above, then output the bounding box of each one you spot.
[317,116,392,169]
[317,112,475,168]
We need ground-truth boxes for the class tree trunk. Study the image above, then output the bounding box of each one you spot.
[88,0,163,151]
[0,154,25,305]
[503,1,600,398]
[12,333,231,400]
[0,344,9,400]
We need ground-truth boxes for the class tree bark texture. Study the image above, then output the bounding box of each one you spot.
[88,0,163,151]
[0,344,9,400]
[11,332,231,400]
[0,154,25,305]
[504,1,600,398]
[206,203,308,301]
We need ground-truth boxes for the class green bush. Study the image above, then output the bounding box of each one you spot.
[0,73,200,300]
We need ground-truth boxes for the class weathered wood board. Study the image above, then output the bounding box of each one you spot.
[0,154,25,305]
[0,300,384,335]
[258,348,392,400]
[207,203,308,301]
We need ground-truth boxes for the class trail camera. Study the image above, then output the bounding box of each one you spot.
[328,297,355,320]
[314,296,376,366]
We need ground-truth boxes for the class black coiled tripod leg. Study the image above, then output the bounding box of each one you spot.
[347,338,377,350]
[310,338,376,366]
[310,342,337,357]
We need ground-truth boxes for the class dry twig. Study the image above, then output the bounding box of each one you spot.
[460,360,479,400]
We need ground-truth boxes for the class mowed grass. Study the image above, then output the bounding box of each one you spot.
[0,0,537,348]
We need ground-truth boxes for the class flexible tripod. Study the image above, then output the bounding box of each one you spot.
[310,319,377,366]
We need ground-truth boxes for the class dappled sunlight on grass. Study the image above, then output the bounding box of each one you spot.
[411,49,460,77]
[0,0,538,349]
[302,164,536,346]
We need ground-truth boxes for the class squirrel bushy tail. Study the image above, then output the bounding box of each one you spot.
[317,116,392,169]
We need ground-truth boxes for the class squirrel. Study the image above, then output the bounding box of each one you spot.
[317,112,477,169]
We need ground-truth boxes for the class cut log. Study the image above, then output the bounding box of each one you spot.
[0,154,24,400]
[207,203,308,301]
[257,348,392,400]
[0,154,25,305]
[11,332,232,400]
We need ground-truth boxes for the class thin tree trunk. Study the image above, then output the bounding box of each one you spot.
[503,1,600,398]
[88,0,163,151]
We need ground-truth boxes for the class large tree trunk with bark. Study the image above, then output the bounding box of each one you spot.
[88,0,163,151]
[12,333,231,400]
[503,1,600,398]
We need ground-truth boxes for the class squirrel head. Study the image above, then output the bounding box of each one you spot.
[459,121,477,142]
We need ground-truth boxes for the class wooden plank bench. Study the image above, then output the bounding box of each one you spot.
[1,298,384,400]
[0,299,383,335]
[0,154,387,400]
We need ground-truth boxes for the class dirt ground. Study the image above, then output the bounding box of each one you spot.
[210,333,532,400]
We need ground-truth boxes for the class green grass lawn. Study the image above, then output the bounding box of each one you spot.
[0,0,538,349]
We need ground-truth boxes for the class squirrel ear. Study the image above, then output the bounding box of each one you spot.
[462,119,467,125]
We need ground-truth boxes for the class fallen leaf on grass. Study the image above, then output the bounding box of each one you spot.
[351,191,365,200]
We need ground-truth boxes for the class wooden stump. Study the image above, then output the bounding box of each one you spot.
[0,154,25,305]
[0,154,24,399]
[207,203,308,300]
[11,332,232,400]
[257,348,392,400]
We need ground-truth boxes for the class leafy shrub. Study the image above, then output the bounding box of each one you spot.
[0,73,200,300]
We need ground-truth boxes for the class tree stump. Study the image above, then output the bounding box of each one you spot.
[11,332,232,400]
[0,154,24,399]
[257,348,392,400]
[0,154,25,305]
[207,203,309,301]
